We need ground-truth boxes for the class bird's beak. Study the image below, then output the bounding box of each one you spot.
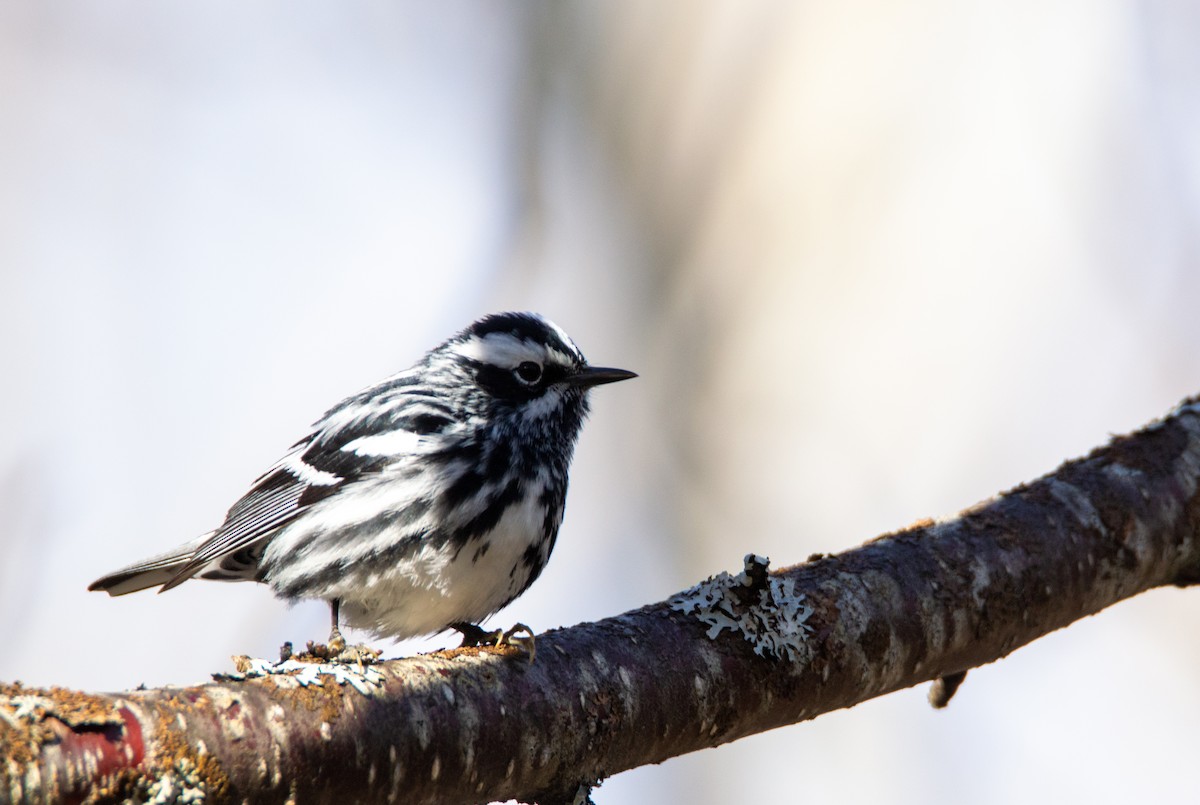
[569,366,638,388]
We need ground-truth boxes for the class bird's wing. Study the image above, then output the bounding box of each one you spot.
[160,384,459,591]
[158,439,345,591]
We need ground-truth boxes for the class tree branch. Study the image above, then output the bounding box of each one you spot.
[5,397,1200,805]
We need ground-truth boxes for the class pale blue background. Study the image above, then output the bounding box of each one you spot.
[3,3,1199,803]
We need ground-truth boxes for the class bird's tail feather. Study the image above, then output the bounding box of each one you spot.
[88,534,211,596]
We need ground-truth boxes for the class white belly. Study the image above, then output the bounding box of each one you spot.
[265,479,558,640]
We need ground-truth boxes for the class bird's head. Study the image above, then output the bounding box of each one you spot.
[439,312,636,429]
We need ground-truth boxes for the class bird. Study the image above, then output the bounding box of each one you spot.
[89,311,635,657]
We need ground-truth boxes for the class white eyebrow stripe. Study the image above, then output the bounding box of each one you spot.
[451,333,547,368]
[544,345,575,367]
[541,317,580,358]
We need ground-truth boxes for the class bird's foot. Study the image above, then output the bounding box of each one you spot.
[452,622,536,663]
[333,643,383,666]
[295,629,383,666]
[327,626,347,655]
[301,640,382,666]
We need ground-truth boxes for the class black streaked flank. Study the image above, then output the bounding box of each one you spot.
[455,475,523,544]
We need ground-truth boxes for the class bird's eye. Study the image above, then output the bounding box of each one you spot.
[514,361,543,385]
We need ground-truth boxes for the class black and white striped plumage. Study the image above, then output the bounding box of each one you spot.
[89,312,635,643]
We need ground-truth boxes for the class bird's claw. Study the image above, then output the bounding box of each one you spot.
[499,622,536,664]
[453,621,537,663]
[327,627,347,655]
[298,637,382,667]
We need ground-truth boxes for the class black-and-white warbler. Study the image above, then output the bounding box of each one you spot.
[89,312,635,654]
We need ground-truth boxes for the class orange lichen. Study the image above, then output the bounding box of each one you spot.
[1,682,125,767]
[149,706,232,801]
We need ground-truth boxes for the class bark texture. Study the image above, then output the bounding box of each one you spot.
[4,397,1200,805]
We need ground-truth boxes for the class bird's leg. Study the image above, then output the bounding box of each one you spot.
[451,622,536,663]
[328,598,346,654]
[301,598,381,665]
